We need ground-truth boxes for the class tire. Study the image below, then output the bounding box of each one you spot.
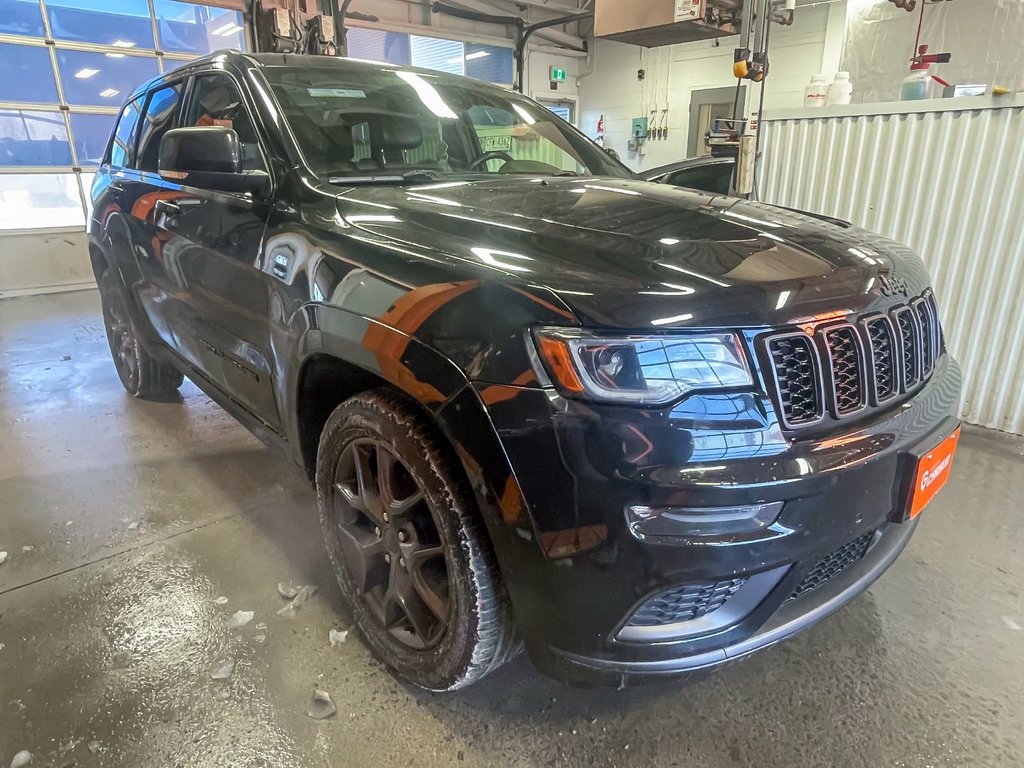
[316,389,519,691]
[99,268,184,399]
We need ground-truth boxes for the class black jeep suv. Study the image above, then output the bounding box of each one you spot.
[89,51,961,690]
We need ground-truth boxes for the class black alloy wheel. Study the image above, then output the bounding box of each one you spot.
[328,438,451,650]
[316,390,519,690]
[98,268,183,399]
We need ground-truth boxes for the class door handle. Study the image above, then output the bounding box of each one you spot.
[109,182,126,193]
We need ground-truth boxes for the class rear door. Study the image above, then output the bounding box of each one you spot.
[151,70,281,431]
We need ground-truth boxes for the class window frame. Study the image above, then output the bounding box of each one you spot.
[180,67,270,176]
[135,77,188,175]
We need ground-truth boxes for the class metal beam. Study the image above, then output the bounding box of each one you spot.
[440,0,586,49]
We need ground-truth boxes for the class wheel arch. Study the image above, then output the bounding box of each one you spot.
[286,304,547,626]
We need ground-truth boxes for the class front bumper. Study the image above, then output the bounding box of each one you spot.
[475,354,962,686]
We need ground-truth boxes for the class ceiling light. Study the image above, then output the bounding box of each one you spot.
[512,103,536,125]
[465,50,490,60]
[659,238,680,245]
[470,247,533,273]
[75,68,100,79]
[650,313,694,327]
[212,21,243,37]
[111,39,136,48]
[105,53,125,58]
[99,88,120,98]
[396,71,458,119]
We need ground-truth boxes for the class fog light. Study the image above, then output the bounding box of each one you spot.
[626,501,784,541]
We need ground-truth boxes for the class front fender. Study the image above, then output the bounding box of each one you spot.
[283,302,553,638]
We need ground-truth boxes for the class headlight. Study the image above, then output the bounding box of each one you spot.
[533,327,753,405]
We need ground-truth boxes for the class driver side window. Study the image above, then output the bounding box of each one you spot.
[184,73,266,172]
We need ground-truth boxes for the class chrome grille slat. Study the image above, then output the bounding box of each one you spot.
[893,306,921,389]
[863,316,899,404]
[764,292,943,430]
[821,324,866,416]
[765,333,823,428]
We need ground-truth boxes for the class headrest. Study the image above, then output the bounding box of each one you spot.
[370,115,422,151]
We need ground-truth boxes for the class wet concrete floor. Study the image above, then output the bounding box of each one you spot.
[1,289,1022,767]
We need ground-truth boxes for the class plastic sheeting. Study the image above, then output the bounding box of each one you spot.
[842,0,1024,104]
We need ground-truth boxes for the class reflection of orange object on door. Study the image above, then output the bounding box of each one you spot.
[362,280,480,404]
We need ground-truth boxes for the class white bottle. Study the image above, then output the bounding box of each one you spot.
[804,74,828,107]
[826,71,853,106]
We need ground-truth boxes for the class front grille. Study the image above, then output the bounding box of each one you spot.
[627,578,747,627]
[788,532,874,602]
[894,307,920,388]
[823,325,865,415]
[915,299,935,376]
[865,317,897,402]
[767,335,821,427]
[764,291,942,428]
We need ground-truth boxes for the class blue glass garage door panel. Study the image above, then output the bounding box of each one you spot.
[0,0,46,37]
[410,36,464,75]
[0,43,59,104]
[46,0,155,49]
[56,49,159,107]
[0,109,73,166]
[69,113,117,166]
[346,27,411,66]
[154,0,246,54]
[465,43,514,85]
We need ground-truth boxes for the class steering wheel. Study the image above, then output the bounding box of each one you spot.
[467,150,515,171]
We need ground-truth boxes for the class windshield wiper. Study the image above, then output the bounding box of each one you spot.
[328,169,442,186]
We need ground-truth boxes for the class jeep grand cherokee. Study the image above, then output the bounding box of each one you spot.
[88,51,961,690]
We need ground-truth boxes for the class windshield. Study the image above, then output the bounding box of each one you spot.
[260,64,631,181]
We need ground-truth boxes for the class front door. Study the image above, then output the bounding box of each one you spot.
[153,70,280,432]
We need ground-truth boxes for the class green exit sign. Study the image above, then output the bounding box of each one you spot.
[549,66,567,82]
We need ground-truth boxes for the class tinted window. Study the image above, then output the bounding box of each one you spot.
[137,83,182,172]
[183,73,264,171]
[0,109,72,166]
[56,49,159,107]
[666,163,733,195]
[0,43,59,103]
[107,99,143,167]
[45,0,154,48]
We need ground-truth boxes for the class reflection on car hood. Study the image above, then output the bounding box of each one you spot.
[333,176,932,329]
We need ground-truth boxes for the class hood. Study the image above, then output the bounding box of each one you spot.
[332,176,932,330]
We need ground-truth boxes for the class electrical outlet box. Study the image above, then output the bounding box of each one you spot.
[631,117,649,139]
[311,14,335,42]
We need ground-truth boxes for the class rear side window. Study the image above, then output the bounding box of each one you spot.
[183,73,265,172]
[136,82,183,173]
[666,164,733,195]
[108,98,142,168]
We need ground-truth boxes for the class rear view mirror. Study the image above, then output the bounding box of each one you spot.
[159,126,268,195]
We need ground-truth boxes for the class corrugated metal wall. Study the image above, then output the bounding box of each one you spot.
[760,101,1024,434]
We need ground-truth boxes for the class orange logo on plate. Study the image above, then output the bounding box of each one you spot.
[909,428,960,519]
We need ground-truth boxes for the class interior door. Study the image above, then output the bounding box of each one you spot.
[156,70,281,431]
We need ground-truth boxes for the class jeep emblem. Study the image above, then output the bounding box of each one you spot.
[878,272,909,297]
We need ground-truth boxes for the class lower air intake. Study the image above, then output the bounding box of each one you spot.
[788,532,874,602]
[627,578,747,627]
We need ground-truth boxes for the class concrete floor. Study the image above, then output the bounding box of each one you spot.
[1,289,1022,768]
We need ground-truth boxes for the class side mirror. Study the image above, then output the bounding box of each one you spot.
[603,146,621,162]
[159,126,269,195]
